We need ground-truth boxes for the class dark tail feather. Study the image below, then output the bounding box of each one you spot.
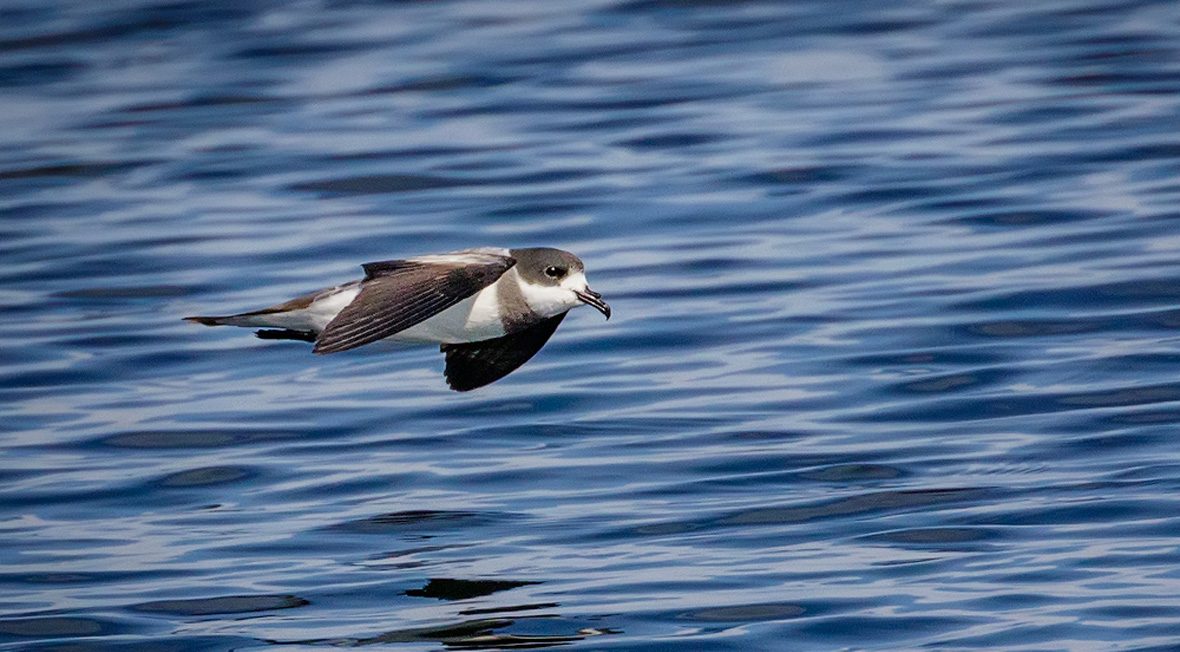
[185,315,229,326]
[254,329,317,343]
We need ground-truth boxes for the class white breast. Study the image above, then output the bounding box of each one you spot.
[384,282,507,344]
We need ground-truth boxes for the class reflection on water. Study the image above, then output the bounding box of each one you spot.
[4,0,1180,649]
[342,617,614,649]
[406,579,540,601]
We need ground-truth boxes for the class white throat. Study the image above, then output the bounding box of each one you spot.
[517,271,588,318]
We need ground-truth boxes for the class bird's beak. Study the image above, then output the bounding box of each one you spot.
[575,287,611,319]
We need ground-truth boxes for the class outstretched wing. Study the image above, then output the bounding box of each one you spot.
[440,312,567,391]
[313,252,515,354]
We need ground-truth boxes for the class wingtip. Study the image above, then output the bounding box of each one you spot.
[440,361,485,392]
[443,376,480,392]
[311,338,349,354]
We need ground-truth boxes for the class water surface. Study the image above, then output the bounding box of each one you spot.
[4,0,1180,649]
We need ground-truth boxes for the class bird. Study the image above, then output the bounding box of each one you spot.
[185,247,610,392]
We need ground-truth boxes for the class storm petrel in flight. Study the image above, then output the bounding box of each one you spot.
[186,247,610,391]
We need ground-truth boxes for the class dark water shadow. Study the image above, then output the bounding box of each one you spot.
[155,466,255,488]
[14,635,258,652]
[797,463,906,482]
[717,487,985,527]
[93,429,299,450]
[860,379,1180,424]
[0,616,122,640]
[620,487,989,538]
[405,578,540,601]
[859,526,1003,551]
[329,510,522,535]
[282,616,615,649]
[460,602,561,617]
[131,594,309,616]
[680,602,806,622]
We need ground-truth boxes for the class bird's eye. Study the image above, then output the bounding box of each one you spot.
[544,265,565,278]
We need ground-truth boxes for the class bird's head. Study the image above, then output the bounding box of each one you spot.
[510,247,611,320]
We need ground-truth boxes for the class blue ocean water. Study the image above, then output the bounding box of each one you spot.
[4,0,1180,649]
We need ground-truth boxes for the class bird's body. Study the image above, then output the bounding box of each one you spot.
[186,247,610,391]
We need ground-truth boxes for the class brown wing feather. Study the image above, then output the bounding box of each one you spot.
[313,256,515,354]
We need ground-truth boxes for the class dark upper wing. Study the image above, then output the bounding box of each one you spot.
[313,253,515,354]
[440,312,567,391]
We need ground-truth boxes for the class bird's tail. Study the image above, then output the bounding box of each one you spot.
[183,314,261,327]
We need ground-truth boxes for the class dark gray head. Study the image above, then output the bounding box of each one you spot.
[509,247,585,286]
[508,247,610,319]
